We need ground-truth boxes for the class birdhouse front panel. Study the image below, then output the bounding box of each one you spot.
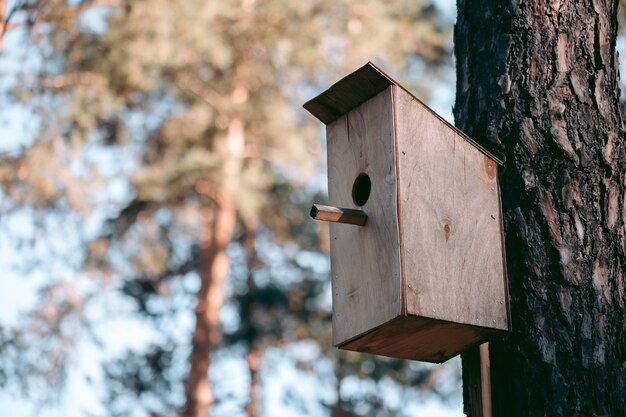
[326,86,403,347]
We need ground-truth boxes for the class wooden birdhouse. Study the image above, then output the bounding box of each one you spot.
[305,62,510,363]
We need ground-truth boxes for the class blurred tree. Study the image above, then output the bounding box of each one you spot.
[0,1,453,417]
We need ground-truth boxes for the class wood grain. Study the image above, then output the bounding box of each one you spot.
[462,343,493,417]
[480,343,492,417]
[456,3,626,415]
[303,62,394,124]
[394,87,509,331]
[340,315,497,363]
[326,86,402,346]
[307,67,509,363]
[303,62,503,165]
[309,204,368,226]
[462,345,484,417]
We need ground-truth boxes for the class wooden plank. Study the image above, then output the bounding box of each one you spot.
[326,86,402,346]
[480,343,492,417]
[309,204,368,226]
[461,343,492,417]
[340,315,495,363]
[303,62,394,124]
[462,346,483,417]
[367,62,503,165]
[393,87,509,331]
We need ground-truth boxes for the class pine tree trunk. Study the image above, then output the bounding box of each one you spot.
[245,348,260,417]
[454,1,625,416]
[0,0,7,53]
[183,202,236,417]
[243,228,260,417]
[184,118,244,417]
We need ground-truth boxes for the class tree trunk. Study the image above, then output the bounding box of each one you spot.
[184,117,244,417]
[455,1,625,416]
[0,0,6,53]
[183,202,236,417]
[245,348,260,417]
[243,228,260,417]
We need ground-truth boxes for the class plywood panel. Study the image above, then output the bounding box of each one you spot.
[303,62,394,124]
[340,315,497,363]
[327,87,402,345]
[394,88,508,330]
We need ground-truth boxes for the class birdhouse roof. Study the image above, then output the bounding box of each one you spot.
[303,62,502,165]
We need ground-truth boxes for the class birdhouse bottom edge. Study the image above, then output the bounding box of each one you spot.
[335,315,505,363]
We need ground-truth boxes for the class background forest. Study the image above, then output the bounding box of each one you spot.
[0,1,624,417]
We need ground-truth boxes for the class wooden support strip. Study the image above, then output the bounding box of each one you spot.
[462,342,492,417]
[309,204,368,226]
[479,343,492,417]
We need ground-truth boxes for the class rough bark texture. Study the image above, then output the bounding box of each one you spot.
[455,1,626,416]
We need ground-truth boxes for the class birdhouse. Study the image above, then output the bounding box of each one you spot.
[304,62,510,363]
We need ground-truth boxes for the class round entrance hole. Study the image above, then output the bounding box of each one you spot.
[352,173,371,206]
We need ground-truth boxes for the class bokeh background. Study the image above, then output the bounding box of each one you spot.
[1,1,625,416]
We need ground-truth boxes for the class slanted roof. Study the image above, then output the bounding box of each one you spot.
[303,62,394,125]
[303,62,503,166]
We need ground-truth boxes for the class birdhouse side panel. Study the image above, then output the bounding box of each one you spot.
[327,87,402,346]
[393,88,509,331]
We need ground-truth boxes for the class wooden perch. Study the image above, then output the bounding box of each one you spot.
[310,204,368,226]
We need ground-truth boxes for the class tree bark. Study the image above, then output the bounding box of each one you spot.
[455,1,625,416]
